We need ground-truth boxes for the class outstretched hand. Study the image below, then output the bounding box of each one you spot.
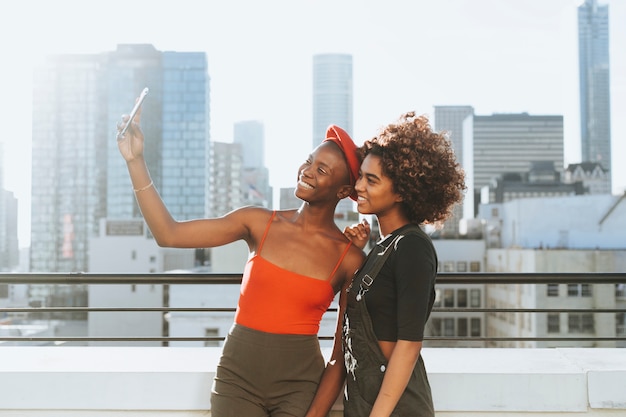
[343,218,371,250]
[116,101,145,162]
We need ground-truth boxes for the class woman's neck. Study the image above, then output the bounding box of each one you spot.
[377,213,409,238]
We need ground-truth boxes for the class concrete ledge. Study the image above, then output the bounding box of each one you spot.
[0,347,625,414]
[559,349,626,409]
[424,348,587,412]
[0,347,217,410]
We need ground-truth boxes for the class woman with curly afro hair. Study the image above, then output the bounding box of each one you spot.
[305,112,465,417]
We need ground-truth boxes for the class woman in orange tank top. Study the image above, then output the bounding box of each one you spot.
[117,103,365,417]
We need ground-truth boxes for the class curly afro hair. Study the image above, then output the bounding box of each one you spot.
[360,112,466,225]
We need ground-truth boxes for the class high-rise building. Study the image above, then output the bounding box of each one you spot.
[434,106,475,237]
[312,54,353,149]
[0,143,19,270]
[234,121,272,208]
[0,189,19,271]
[312,53,356,216]
[473,113,564,208]
[30,44,209,272]
[208,142,243,217]
[433,109,563,236]
[578,0,611,190]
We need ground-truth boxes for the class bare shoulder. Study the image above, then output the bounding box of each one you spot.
[346,243,366,272]
[222,206,275,239]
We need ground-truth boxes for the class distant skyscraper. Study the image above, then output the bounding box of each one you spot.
[312,54,355,216]
[234,121,272,208]
[435,110,565,224]
[434,106,475,237]
[578,0,611,190]
[473,114,564,197]
[0,143,18,270]
[312,54,353,148]
[30,44,209,272]
[208,142,243,217]
[0,188,19,271]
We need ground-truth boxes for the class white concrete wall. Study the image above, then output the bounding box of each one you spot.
[0,347,625,416]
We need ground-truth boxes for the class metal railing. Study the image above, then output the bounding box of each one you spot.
[1,272,625,345]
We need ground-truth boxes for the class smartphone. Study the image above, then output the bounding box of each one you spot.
[117,87,149,140]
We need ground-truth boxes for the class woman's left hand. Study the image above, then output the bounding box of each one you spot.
[343,218,370,249]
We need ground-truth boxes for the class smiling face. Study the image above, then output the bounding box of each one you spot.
[354,154,404,219]
[294,141,352,204]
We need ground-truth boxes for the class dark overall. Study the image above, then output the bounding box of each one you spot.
[342,233,434,417]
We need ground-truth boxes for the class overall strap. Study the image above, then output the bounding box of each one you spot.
[358,234,403,292]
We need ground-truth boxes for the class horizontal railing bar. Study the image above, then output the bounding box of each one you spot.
[0,307,238,313]
[433,308,625,313]
[1,272,625,285]
[2,336,626,343]
[1,307,623,313]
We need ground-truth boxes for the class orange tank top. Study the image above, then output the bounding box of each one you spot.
[234,211,352,335]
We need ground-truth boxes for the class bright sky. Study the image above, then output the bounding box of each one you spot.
[1,0,624,249]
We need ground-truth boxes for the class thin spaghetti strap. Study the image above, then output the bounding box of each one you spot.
[327,241,353,280]
[257,211,277,256]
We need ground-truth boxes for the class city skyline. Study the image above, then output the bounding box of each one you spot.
[1,0,625,249]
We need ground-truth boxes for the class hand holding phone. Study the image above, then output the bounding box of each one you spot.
[117,87,149,140]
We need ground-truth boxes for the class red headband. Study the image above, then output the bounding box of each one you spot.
[323,125,360,201]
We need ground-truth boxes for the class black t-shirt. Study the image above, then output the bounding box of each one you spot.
[364,224,437,342]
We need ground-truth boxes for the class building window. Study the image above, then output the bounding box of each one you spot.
[204,328,220,347]
[568,284,592,297]
[456,261,467,272]
[470,289,481,307]
[443,289,454,307]
[131,250,137,260]
[457,318,468,337]
[470,262,481,272]
[443,261,455,272]
[443,318,455,336]
[547,284,559,297]
[470,318,481,337]
[457,289,467,308]
[568,313,594,333]
[617,314,626,336]
[547,313,560,333]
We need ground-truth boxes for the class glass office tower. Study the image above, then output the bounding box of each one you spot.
[31,44,209,272]
[578,0,611,190]
[312,53,353,149]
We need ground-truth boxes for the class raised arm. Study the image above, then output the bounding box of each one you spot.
[116,103,258,249]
